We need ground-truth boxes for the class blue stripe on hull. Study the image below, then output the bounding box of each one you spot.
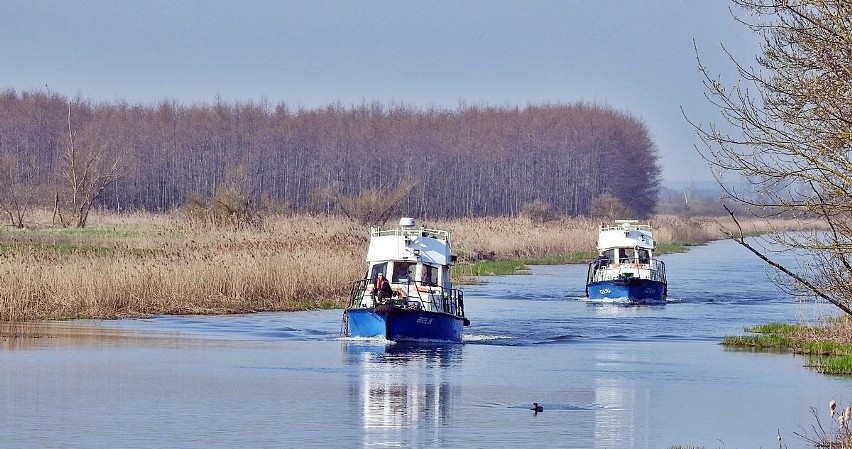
[386,309,465,343]
[587,279,667,304]
[344,308,386,338]
[344,308,465,343]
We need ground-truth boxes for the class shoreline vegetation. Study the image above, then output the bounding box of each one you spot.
[699,319,852,449]
[723,321,852,375]
[0,210,821,322]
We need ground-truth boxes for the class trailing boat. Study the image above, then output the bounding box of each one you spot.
[585,220,667,304]
[342,217,469,343]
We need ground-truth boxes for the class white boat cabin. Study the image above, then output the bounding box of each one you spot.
[589,220,665,283]
[357,217,458,313]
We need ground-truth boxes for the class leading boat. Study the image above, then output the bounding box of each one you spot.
[584,220,668,304]
[342,217,470,343]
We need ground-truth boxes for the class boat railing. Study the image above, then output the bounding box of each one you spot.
[348,279,371,308]
[599,223,652,232]
[370,226,451,241]
[347,278,466,319]
[400,278,465,318]
[586,259,667,284]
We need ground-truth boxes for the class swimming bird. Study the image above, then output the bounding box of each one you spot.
[531,402,544,414]
[831,399,837,417]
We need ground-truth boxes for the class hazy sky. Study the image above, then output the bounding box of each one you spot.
[1,0,761,183]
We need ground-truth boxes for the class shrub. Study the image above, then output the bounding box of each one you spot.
[521,199,557,223]
[180,189,261,230]
[588,193,633,219]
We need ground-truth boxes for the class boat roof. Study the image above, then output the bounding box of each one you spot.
[365,218,454,266]
[597,219,655,251]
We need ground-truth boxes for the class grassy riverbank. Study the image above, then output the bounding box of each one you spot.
[672,318,852,449]
[0,211,820,321]
[723,320,852,375]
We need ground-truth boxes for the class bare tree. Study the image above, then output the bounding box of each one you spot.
[588,192,633,220]
[331,181,417,226]
[0,152,30,227]
[55,101,122,228]
[689,0,852,314]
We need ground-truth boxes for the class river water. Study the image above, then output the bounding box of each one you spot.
[1,239,849,449]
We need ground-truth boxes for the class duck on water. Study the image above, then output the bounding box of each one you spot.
[342,217,470,343]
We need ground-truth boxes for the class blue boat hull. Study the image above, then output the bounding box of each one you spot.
[344,307,467,343]
[586,278,667,304]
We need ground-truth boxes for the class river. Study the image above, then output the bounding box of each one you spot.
[0,238,848,448]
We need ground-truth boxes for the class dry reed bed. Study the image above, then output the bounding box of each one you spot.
[0,214,366,321]
[0,212,823,321]
[441,214,825,261]
[431,216,602,259]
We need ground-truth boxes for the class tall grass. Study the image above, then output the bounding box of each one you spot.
[0,212,365,321]
[723,318,852,375]
[439,214,820,262]
[0,211,821,321]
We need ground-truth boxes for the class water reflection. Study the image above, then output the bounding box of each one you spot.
[593,349,651,449]
[345,343,463,448]
[0,321,136,351]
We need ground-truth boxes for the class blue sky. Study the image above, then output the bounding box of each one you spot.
[1,0,760,183]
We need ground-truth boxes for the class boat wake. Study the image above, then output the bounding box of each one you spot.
[463,333,516,344]
[578,296,667,306]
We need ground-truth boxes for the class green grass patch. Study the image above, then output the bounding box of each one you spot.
[0,222,179,258]
[531,252,598,264]
[746,322,805,335]
[812,355,852,375]
[800,341,852,356]
[0,221,180,243]
[655,241,703,255]
[455,260,531,277]
[0,240,120,257]
[318,299,337,310]
[42,312,96,321]
[722,334,797,348]
[725,321,852,377]
[455,252,599,278]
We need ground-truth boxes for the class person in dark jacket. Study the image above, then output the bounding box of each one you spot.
[374,273,393,302]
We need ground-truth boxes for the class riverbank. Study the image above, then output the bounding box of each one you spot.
[723,320,852,375]
[722,320,852,447]
[0,211,822,321]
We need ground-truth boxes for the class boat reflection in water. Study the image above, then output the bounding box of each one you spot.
[592,348,652,449]
[344,343,463,447]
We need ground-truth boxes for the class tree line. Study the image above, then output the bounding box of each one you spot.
[0,89,661,224]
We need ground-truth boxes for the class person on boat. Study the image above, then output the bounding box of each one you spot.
[374,273,393,302]
[394,263,414,282]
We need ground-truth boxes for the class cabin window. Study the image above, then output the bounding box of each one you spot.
[393,262,416,283]
[369,263,387,281]
[440,266,450,288]
[602,249,615,264]
[420,265,436,285]
[638,249,650,264]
